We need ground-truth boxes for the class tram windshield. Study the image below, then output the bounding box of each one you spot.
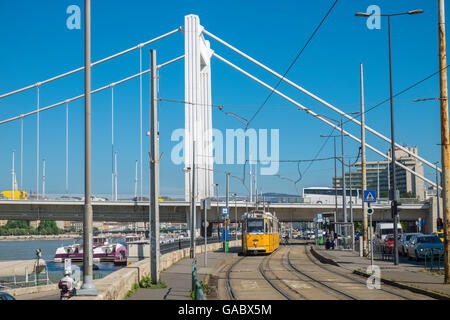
[247,219,264,234]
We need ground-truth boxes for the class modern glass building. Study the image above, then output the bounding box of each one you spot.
[332,147,425,199]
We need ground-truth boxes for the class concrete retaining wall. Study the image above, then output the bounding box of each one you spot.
[5,283,57,297]
[70,240,240,300]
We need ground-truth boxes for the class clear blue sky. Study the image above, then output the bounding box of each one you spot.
[0,0,445,198]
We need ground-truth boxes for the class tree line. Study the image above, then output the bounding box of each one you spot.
[0,220,65,236]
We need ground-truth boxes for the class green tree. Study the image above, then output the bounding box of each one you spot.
[37,221,63,235]
[5,220,29,229]
[400,192,416,198]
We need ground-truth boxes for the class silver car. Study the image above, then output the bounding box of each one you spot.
[398,233,422,256]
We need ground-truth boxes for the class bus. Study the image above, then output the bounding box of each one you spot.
[302,187,361,205]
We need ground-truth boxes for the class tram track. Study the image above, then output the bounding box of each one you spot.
[286,247,357,300]
[302,245,423,300]
[226,248,300,300]
[257,249,297,300]
[225,255,244,300]
[225,242,427,300]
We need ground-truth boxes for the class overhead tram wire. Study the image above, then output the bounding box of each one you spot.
[343,64,450,125]
[245,0,339,129]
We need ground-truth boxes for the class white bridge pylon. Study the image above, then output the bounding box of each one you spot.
[0,15,441,195]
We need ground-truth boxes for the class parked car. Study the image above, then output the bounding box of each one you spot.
[398,233,422,256]
[0,292,15,300]
[406,235,443,261]
[375,222,402,245]
[383,234,401,254]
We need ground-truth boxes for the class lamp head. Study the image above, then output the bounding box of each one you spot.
[408,9,423,15]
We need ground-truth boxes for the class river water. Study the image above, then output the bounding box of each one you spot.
[0,239,126,284]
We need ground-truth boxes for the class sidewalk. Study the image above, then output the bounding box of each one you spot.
[128,246,238,300]
[312,245,450,299]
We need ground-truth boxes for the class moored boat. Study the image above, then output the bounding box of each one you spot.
[54,236,127,265]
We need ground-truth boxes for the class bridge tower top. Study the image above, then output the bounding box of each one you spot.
[183,15,214,201]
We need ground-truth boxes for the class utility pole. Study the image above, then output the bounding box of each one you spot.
[215,183,219,238]
[438,0,450,283]
[334,137,338,222]
[114,151,118,201]
[149,49,160,284]
[79,0,97,296]
[233,193,238,240]
[341,118,347,223]
[42,159,46,199]
[349,159,353,224]
[134,160,138,199]
[65,103,69,194]
[255,161,258,208]
[12,150,15,200]
[377,162,380,199]
[249,155,253,204]
[225,172,230,252]
[387,14,400,266]
[356,7,423,267]
[360,63,369,257]
[436,161,441,221]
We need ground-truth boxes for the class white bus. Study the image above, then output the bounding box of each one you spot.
[302,187,362,205]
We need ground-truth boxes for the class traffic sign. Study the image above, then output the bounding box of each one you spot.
[363,190,377,203]
[221,207,229,215]
[201,198,211,210]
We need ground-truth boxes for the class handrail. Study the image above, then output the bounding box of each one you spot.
[191,258,206,300]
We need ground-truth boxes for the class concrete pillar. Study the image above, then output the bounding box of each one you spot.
[184,15,214,201]
[186,205,202,237]
[428,196,442,234]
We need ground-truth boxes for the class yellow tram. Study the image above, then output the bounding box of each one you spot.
[241,210,279,255]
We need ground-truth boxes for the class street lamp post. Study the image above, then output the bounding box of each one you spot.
[357,7,423,266]
[79,0,97,295]
[233,193,238,240]
[214,183,219,238]
[340,117,347,223]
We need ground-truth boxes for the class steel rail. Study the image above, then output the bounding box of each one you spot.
[287,248,357,300]
[304,246,416,300]
[225,256,244,300]
[258,249,295,300]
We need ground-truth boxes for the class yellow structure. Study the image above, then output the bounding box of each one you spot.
[1,191,28,200]
[436,230,444,243]
[241,210,279,255]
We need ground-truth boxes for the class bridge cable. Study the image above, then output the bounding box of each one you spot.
[245,0,339,129]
